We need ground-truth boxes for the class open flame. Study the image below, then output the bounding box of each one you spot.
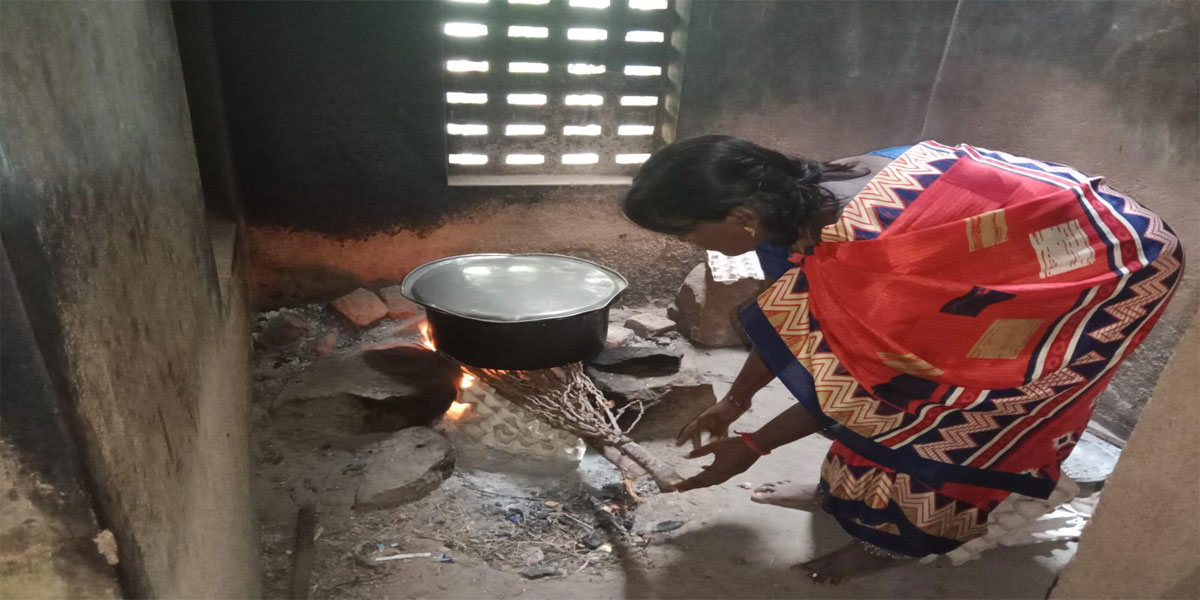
[445,401,471,420]
[418,321,436,351]
[419,320,474,421]
[460,372,476,389]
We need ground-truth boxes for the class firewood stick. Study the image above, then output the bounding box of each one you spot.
[596,444,647,480]
[614,440,682,492]
[289,503,318,599]
[463,363,681,491]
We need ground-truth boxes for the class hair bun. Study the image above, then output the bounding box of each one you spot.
[784,158,823,183]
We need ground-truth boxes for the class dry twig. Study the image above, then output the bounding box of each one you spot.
[464,363,682,492]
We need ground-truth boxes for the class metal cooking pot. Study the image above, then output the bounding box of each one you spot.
[401,254,628,370]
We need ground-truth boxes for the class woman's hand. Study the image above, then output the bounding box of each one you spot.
[675,394,749,454]
[675,437,760,492]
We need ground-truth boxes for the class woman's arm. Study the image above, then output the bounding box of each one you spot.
[675,401,824,491]
[676,348,777,451]
[748,401,825,452]
[726,348,776,408]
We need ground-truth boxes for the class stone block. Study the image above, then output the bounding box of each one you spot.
[273,348,459,446]
[606,325,637,347]
[587,368,718,440]
[589,346,683,377]
[313,331,338,356]
[354,427,455,510]
[332,288,388,327]
[668,262,767,348]
[624,313,676,337]
[379,285,423,320]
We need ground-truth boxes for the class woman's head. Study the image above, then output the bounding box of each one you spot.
[622,135,858,255]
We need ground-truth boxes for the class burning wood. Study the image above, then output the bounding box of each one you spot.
[419,321,682,493]
[465,364,682,493]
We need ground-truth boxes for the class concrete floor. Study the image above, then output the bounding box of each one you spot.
[334,345,1076,599]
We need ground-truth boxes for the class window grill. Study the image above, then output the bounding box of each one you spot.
[441,0,688,184]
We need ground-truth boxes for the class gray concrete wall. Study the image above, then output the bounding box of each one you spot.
[678,0,958,158]
[1,2,259,597]
[1,245,121,599]
[677,0,1199,437]
[1050,308,1200,599]
[919,0,1199,438]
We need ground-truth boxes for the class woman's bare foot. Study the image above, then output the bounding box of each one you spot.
[750,480,822,509]
[791,542,912,584]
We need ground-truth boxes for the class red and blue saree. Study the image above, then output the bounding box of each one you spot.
[740,141,1184,556]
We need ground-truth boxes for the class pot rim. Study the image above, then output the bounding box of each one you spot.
[401,253,629,324]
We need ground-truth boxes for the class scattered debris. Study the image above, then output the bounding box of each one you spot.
[259,312,312,349]
[505,506,525,524]
[375,552,433,562]
[582,530,607,550]
[313,331,338,356]
[289,504,318,600]
[332,288,389,327]
[354,428,456,510]
[521,565,563,579]
[624,313,677,337]
[519,547,545,565]
[736,482,753,489]
[653,520,685,533]
[379,285,423,320]
[588,346,683,377]
[93,530,119,566]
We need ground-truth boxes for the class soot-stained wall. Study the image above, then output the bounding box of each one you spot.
[207,1,454,233]
[1,2,259,596]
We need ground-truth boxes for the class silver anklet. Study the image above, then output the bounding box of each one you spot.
[859,541,910,560]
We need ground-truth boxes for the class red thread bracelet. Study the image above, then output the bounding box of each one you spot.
[735,431,770,456]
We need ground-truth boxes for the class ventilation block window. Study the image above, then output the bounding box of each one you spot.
[441,0,688,184]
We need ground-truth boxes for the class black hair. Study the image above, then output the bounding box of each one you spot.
[622,135,864,246]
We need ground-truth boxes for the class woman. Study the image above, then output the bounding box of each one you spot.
[623,137,1183,583]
